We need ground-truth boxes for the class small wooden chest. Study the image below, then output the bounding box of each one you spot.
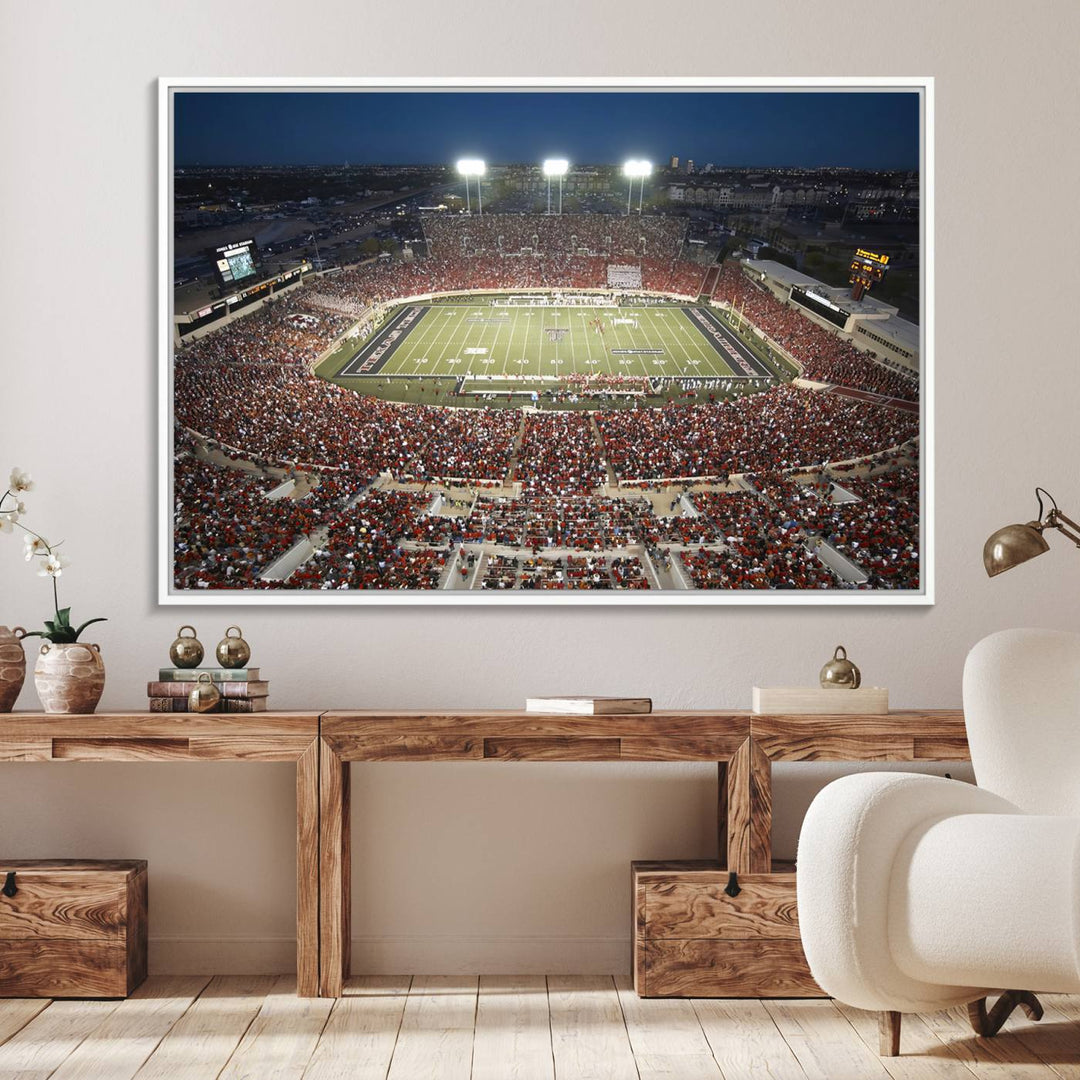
[0,859,148,998]
[632,860,822,998]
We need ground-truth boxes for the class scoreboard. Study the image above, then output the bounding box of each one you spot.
[849,248,889,301]
[211,238,259,289]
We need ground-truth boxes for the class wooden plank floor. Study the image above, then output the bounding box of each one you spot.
[1,976,1078,1079]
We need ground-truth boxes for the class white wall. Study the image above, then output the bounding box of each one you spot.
[2,0,1078,974]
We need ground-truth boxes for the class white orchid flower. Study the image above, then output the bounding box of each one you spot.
[38,553,70,578]
[23,534,49,560]
[8,468,33,493]
[0,510,18,533]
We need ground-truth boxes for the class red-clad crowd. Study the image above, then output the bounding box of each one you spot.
[515,412,607,496]
[713,263,918,400]
[173,451,357,589]
[807,466,920,589]
[180,293,352,368]
[679,492,839,590]
[595,387,919,481]
[745,465,920,589]
[482,552,650,590]
[285,490,448,590]
[422,213,686,261]
[404,408,520,482]
[464,495,646,550]
[171,232,922,591]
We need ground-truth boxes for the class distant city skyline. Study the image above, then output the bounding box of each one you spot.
[175,90,920,171]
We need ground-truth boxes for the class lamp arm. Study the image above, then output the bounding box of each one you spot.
[1048,509,1080,548]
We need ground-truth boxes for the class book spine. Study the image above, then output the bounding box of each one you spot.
[147,681,269,699]
[157,669,260,682]
[221,698,268,713]
[147,697,191,712]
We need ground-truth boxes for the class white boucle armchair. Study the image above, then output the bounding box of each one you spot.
[797,628,1080,1056]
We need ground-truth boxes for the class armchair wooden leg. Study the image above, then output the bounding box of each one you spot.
[879,1010,902,1056]
[968,991,1044,1038]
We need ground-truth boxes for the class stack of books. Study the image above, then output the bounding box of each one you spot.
[147,668,269,713]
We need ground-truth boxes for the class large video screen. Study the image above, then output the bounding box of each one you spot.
[212,239,258,287]
[790,286,849,330]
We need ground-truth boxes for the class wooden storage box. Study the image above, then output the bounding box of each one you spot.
[632,860,822,998]
[752,686,888,714]
[0,859,148,998]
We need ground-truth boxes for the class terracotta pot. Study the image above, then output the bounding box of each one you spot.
[0,626,27,713]
[34,642,106,715]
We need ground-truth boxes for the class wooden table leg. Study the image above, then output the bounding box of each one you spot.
[717,760,728,869]
[296,738,320,997]
[726,738,772,874]
[319,738,351,997]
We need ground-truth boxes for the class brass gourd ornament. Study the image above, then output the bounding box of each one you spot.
[187,672,221,713]
[820,645,861,689]
[215,626,251,669]
[169,625,204,669]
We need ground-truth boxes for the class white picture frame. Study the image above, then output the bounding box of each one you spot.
[159,76,933,605]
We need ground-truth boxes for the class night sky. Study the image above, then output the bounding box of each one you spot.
[174,90,920,171]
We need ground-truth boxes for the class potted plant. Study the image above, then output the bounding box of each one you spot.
[1,468,108,714]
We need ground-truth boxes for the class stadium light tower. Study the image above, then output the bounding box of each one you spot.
[456,158,486,215]
[623,159,652,215]
[543,158,569,215]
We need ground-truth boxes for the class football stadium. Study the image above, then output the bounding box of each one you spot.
[172,187,921,595]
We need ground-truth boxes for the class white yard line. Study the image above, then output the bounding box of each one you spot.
[582,307,598,372]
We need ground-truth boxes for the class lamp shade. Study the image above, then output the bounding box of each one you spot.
[982,521,1050,577]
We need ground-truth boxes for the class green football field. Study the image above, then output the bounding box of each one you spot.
[327,303,773,383]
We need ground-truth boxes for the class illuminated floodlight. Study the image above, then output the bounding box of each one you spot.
[455,158,486,215]
[542,158,569,215]
[623,159,653,215]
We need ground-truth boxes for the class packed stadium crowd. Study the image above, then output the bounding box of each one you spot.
[515,412,607,495]
[284,490,447,590]
[678,492,840,590]
[422,213,687,261]
[173,450,357,588]
[171,224,921,592]
[482,552,650,590]
[712,263,918,400]
[595,386,918,481]
[807,466,920,589]
[464,495,645,550]
[179,293,352,368]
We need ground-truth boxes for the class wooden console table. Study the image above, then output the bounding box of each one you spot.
[318,709,969,998]
[0,712,322,997]
[1,708,971,999]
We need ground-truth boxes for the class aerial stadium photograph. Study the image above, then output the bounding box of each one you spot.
[162,79,929,602]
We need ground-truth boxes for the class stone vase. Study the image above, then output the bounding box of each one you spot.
[0,626,27,713]
[34,642,106,715]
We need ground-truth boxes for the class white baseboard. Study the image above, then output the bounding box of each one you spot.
[149,935,630,975]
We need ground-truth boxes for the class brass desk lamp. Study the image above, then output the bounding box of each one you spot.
[984,488,1080,577]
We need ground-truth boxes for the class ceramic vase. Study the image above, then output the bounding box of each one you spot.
[34,642,106,714]
[0,626,27,713]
